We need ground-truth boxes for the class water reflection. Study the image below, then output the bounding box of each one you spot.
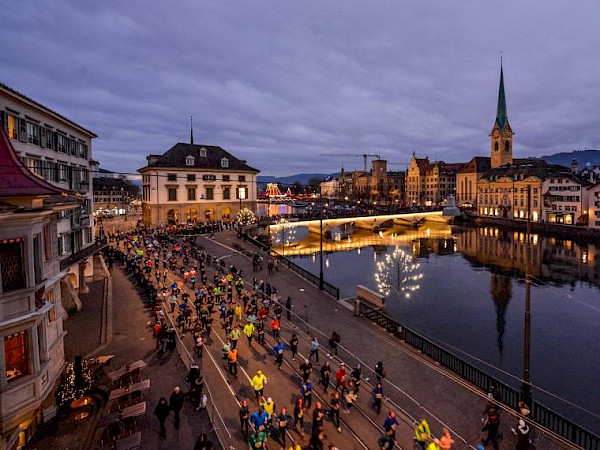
[282,222,600,429]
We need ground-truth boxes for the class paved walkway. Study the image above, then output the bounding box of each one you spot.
[195,230,571,450]
[89,267,216,450]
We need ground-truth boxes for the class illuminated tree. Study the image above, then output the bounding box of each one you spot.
[374,246,423,297]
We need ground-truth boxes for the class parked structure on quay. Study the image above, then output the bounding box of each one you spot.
[0,83,99,311]
[139,139,259,226]
[0,127,70,449]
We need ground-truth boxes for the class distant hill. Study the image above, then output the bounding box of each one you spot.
[540,150,600,168]
[257,173,335,186]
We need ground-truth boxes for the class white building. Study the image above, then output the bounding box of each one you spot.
[587,184,600,229]
[0,83,97,304]
[0,127,68,449]
[542,174,588,225]
[319,178,339,199]
[139,142,259,226]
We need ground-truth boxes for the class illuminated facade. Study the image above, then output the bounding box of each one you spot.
[139,143,259,226]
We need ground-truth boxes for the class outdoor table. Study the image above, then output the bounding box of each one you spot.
[120,401,146,420]
[109,379,151,401]
[116,431,142,450]
[107,360,147,382]
[70,396,93,409]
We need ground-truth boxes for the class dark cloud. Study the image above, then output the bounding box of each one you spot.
[2,0,599,176]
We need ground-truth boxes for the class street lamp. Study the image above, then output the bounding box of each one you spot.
[319,185,324,290]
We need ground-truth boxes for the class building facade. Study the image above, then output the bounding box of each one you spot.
[0,83,96,299]
[93,175,139,217]
[542,174,588,224]
[0,127,68,449]
[406,155,463,205]
[456,157,491,207]
[139,143,259,226]
[587,184,600,229]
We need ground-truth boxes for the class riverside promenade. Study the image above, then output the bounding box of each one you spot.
[191,229,572,449]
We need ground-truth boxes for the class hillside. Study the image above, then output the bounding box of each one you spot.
[540,149,600,168]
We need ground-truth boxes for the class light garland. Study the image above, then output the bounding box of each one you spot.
[374,246,423,298]
[56,360,95,406]
[236,208,257,226]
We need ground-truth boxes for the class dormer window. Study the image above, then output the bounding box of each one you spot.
[185,155,195,166]
[199,147,207,158]
[221,157,229,168]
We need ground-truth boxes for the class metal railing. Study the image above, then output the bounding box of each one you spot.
[59,238,107,271]
[356,299,600,450]
[239,231,340,299]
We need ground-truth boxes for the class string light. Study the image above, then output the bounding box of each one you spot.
[56,360,94,406]
[374,246,423,297]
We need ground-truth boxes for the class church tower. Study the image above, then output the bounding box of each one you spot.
[490,62,514,169]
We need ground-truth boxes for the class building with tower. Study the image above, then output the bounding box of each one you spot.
[490,63,514,169]
[406,155,464,206]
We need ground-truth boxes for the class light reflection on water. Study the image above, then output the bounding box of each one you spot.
[279,223,600,432]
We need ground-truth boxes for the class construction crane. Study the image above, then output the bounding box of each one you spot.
[319,153,381,172]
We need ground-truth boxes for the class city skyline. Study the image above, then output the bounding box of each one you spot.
[2,1,600,176]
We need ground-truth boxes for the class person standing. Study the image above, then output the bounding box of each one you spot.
[154,397,170,438]
[285,296,292,320]
[320,361,331,392]
[276,406,292,448]
[193,433,213,450]
[383,411,399,440]
[239,399,250,439]
[512,419,530,450]
[290,334,299,361]
[375,361,386,382]
[414,419,431,450]
[293,398,305,436]
[274,341,285,369]
[309,336,320,363]
[328,331,340,357]
[301,379,314,410]
[372,383,384,415]
[329,391,342,432]
[438,428,455,450]
[250,370,268,402]
[169,386,185,429]
[243,321,256,349]
[481,409,500,450]
[229,326,241,349]
[228,347,238,377]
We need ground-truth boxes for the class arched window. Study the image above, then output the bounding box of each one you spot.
[494,142,499,152]
[504,141,510,153]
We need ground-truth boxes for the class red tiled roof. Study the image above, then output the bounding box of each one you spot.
[0,125,65,197]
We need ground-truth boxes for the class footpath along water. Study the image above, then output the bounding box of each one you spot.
[282,223,600,434]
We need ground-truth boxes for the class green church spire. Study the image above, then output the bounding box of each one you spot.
[495,61,508,130]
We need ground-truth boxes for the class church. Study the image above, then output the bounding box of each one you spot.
[456,64,587,224]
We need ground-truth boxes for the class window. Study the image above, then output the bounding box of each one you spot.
[43,225,52,261]
[205,187,214,200]
[0,240,26,292]
[199,147,207,157]
[222,175,230,182]
[185,155,195,166]
[494,142,499,152]
[167,173,177,181]
[504,141,510,153]
[69,138,77,155]
[187,187,196,201]
[202,174,216,181]
[187,174,196,182]
[27,122,40,145]
[221,157,229,168]
[5,332,29,381]
[223,187,230,200]
[6,114,18,139]
[77,142,86,158]
[57,134,67,153]
[167,187,177,201]
[238,175,246,182]
[58,165,68,182]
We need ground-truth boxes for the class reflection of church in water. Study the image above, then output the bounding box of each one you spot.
[411,227,600,354]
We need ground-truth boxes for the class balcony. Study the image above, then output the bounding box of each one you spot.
[59,239,107,272]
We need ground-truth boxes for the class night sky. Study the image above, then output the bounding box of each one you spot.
[3,1,599,176]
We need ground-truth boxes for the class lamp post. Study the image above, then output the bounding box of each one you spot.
[319,185,324,290]
[521,184,532,406]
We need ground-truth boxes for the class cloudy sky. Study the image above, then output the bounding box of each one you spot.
[3,1,600,176]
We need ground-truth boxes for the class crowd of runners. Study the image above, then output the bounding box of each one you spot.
[103,221,532,450]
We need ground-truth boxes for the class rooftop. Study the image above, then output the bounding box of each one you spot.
[138,143,259,173]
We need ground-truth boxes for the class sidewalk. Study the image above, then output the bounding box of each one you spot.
[199,230,569,450]
[86,267,216,450]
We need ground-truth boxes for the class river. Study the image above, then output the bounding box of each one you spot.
[272,222,600,433]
